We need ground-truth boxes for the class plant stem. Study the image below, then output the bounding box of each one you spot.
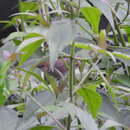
[39,0,49,25]
[69,42,75,102]
[19,0,25,33]
[76,20,97,42]
[67,42,75,130]
[73,57,101,94]
[67,115,71,130]
[115,21,126,47]
[112,30,119,46]
[65,57,101,103]
[114,2,125,46]
[114,7,130,75]
[77,118,82,130]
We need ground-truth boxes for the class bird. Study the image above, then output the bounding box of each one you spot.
[37,58,69,80]
[37,57,81,94]
[37,58,69,94]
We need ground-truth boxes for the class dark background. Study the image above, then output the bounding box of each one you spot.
[0,0,18,39]
[0,0,109,40]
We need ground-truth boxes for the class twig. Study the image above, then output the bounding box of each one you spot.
[67,42,75,130]
[65,57,101,103]
[26,92,67,130]
[76,20,96,42]
[73,57,101,94]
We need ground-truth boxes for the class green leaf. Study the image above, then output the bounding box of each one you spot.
[112,52,130,60]
[74,43,92,50]
[24,33,43,39]
[45,74,59,96]
[90,0,115,29]
[16,37,44,65]
[75,43,130,63]
[0,107,18,129]
[20,1,38,12]
[122,25,130,43]
[112,74,130,87]
[61,103,98,130]
[30,126,56,130]
[23,91,56,120]
[0,87,6,105]
[78,87,102,118]
[17,68,47,85]
[74,43,116,62]
[80,7,101,34]
[47,19,76,69]
[4,32,26,42]
[100,120,124,130]
[0,61,12,105]
[108,46,130,55]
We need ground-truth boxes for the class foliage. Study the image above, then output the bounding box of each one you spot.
[0,0,130,130]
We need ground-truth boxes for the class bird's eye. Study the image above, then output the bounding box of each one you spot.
[37,64,45,68]
[41,64,45,68]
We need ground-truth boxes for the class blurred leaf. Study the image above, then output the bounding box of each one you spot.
[17,116,38,130]
[46,105,68,125]
[100,120,124,130]
[16,37,44,65]
[112,74,130,87]
[0,107,18,130]
[80,7,101,34]
[78,87,102,118]
[122,25,130,42]
[30,126,56,130]
[74,43,92,50]
[47,102,98,130]
[15,103,25,113]
[79,60,86,73]
[100,94,125,124]
[25,33,43,39]
[25,26,48,36]
[0,88,6,105]
[13,39,21,46]
[73,105,98,130]
[113,51,130,60]
[75,43,130,63]
[74,43,116,62]
[17,68,47,85]
[4,32,26,42]
[0,61,12,105]
[63,103,98,130]
[16,37,43,52]
[20,1,38,12]
[108,46,130,55]
[47,19,76,69]
[23,91,56,120]
[90,0,115,29]
[45,74,60,96]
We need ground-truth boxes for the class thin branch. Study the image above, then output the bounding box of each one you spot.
[76,20,97,42]
[73,57,101,94]
[95,66,110,87]
[67,42,75,130]
[65,56,101,103]
[26,92,67,130]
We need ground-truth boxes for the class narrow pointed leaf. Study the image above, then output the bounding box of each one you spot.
[47,19,76,69]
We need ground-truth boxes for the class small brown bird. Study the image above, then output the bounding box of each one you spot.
[37,58,69,80]
[37,58,69,93]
